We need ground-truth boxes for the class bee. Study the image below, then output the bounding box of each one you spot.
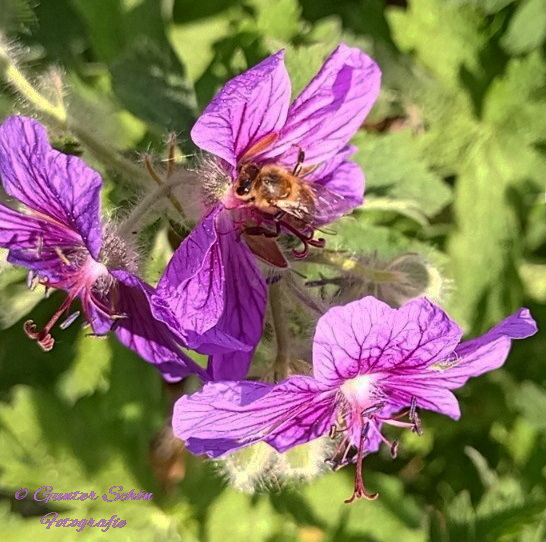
[232,145,344,266]
[233,149,341,227]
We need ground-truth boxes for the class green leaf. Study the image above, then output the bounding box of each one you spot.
[0,0,35,33]
[70,0,125,63]
[514,381,546,431]
[244,0,302,42]
[168,15,232,83]
[0,260,43,329]
[388,0,485,88]
[353,131,453,217]
[56,329,113,404]
[501,0,546,54]
[110,39,197,134]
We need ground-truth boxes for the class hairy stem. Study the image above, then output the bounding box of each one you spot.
[118,176,189,237]
[1,44,150,187]
[284,273,328,316]
[307,252,401,283]
[269,281,290,381]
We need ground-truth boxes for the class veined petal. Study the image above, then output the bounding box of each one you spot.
[153,206,224,341]
[0,203,80,251]
[206,219,267,380]
[310,160,364,225]
[0,203,83,282]
[112,270,210,382]
[381,377,461,419]
[313,297,462,386]
[191,51,291,167]
[0,116,103,259]
[173,376,334,458]
[267,44,381,166]
[421,308,538,390]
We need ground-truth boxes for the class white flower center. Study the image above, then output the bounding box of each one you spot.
[340,374,378,406]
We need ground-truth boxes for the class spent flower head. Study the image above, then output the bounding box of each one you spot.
[172,296,537,502]
[0,115,206,381]
[152,44,381,380]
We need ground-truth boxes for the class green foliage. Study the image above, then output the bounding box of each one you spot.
[0,0,545,540]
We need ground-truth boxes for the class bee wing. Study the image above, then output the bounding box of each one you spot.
[274,182,349,226]
[308,182,352,225]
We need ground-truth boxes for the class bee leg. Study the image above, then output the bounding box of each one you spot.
[292,148,305,175]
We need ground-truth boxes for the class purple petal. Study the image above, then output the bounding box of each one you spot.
[206,219,267,380]
[307,160,364,226]
[191,51,291,167]
[0,116,103,259]
[153,206,224,342]
[422,308,538,391]
[266,44,381,167]
[154,208,266,368]
[0,203,84,281]
[313,297,463,387]
[112,270,210,382]
[173,377,335,458]
[381,377,461,419]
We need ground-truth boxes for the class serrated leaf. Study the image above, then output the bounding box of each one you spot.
[168,15,232,83]
[353,131,452,217]
[244,0,302,42]
[388,0,485,88]
[501,0,546,54]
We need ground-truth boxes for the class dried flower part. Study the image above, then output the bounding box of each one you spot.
[172,297,537,502]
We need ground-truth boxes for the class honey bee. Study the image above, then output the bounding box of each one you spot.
[233,149,341,226]
[232,146,345,265]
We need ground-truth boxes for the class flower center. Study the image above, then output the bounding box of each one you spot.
[24,254,114,351]
[328,376,423,503]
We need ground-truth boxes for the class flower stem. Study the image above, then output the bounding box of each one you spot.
[1,44,66,124]
[0,43,150,187]
[284,273,328,316]
[308,252,401,283]
[269,281,290,381]
[118,176,188,237]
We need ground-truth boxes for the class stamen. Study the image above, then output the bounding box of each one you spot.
[409,396,423,436]
[26,271,38,290]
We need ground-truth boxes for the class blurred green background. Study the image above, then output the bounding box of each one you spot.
[0,0,545,540]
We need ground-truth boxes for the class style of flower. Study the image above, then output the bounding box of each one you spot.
[0,115,207,382]
[172,296,537,502]
[152,43,382,380]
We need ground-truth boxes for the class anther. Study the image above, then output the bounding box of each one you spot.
[59,311,80,330]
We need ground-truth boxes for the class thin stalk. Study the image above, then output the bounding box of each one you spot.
[269,281,290,381]
[307,252,401,283]
[284,273,328,316]
[118,176,187,238]
[1,45,158,189]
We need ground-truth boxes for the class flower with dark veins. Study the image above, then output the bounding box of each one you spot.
[0,115,207,382]
[153,43,381,380]
[172,297,537,502]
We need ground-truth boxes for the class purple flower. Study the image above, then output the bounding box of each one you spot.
[0,115,207,382]
[172,297,537,501]
[152,44,381,380]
